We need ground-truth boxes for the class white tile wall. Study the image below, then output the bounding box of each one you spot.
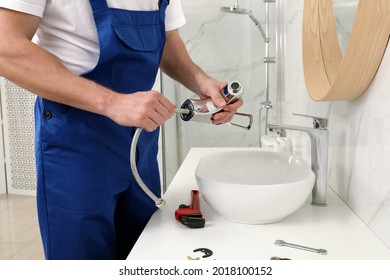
[281,0,390,248]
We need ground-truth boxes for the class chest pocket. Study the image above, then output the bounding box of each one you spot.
[112,24,164,52]
[110,23,165,92]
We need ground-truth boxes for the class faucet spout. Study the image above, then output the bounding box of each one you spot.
[268,118,329,206]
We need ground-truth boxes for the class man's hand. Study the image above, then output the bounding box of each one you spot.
[106,90,176,132]
[198,78,243,125]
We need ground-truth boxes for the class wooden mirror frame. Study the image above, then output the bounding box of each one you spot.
[303,0,390,101]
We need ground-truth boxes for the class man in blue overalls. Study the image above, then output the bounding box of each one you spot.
[0,1,243,259]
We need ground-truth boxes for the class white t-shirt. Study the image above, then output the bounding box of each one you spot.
[0,0,186,74]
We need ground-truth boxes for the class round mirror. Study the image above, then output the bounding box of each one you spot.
[302,0,390,101]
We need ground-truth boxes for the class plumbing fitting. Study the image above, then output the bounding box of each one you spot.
[193,248,213,258]
[130,127,166,208]
[179,81,253,130]
[130,108,189,209]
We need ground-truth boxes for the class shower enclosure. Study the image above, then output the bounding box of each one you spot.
[161,0,281,188]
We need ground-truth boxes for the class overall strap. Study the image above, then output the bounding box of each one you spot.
[89,0,109,12]
[159,0,170,11]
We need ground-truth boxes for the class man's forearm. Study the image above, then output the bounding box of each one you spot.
[160,29,211,97]
[2,41,113,114]
[0,8,120,121]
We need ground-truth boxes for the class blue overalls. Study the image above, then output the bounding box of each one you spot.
[34,0,169,260]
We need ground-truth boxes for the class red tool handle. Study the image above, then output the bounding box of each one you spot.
[190,190,200,211]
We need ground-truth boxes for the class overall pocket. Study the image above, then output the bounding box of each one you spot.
[39,101,75,151]
[39,103,110,214]
[111,24,164,92]
[112,23,164,52]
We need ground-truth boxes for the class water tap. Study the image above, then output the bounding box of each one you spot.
[268,113,329,206]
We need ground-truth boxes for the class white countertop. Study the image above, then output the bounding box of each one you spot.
[128,147,390,260]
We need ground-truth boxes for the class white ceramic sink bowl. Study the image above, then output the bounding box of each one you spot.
[195,150,315,224]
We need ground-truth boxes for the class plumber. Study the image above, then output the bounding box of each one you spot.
[0,0,243,260]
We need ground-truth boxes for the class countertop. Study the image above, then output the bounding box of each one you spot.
[127,147,390,260]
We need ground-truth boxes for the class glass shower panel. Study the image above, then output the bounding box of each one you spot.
[162,0,277,187]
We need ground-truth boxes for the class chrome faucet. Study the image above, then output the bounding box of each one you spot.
[268,113,329,206]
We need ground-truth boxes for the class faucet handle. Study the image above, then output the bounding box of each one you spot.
[293,113,328,129]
